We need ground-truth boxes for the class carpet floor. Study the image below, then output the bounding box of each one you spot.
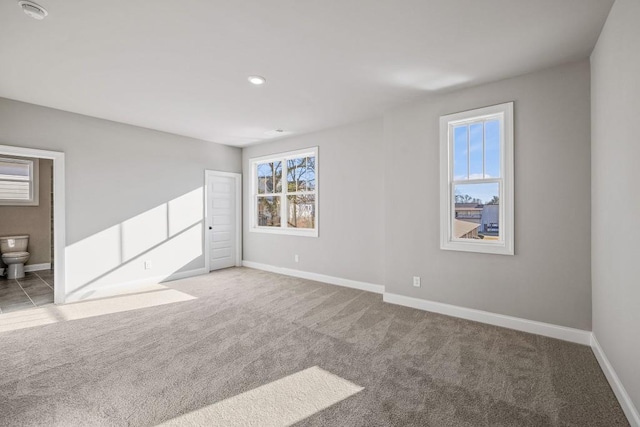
[0,267,628,426]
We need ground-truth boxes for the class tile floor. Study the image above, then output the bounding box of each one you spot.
[0,269,54,314]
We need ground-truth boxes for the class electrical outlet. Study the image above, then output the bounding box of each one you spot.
[294,254,299,263]
[144,261,152,270]
[413,276,421,287]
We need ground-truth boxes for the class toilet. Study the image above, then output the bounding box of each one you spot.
[0,235,30,280]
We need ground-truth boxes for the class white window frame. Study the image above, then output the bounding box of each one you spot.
[250,146,318,237]
[439,102,514,255]
[0,156,39,206]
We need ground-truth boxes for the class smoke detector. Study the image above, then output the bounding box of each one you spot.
[18,1,48,20]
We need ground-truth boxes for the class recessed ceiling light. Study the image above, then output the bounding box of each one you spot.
[248,75,266,85]
[18,1,48,20]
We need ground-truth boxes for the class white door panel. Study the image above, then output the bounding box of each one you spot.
[213,215,231,225]
[213,199,231,209]
[212,247,232,257]
[207,173,239,271]
[213,182,231,192]
[212,232,230,242]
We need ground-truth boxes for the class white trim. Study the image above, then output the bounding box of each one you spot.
[249,146,318,237]
[249,147,318,166]
[204,170,242,272]
[591,334,640,427]
[383,292,591,345]
[0,264,49,274]
[163,267,208,282]
[440,102,514,255]
[242,260,384,294]
[65,267,207,303]
[24,263,51,272]
[240,261,592,345]
[0,145,66,305]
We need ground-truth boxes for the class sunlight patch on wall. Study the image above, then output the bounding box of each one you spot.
[65,188,205,300]
[160,366,363,427]
[169,189,204,237]
[122,204,168,261]
[66,224,123,290]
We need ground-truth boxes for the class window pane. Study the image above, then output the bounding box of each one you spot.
[484,119,500,178]
[305,156,316,191]
[287,156,316,192]
[257,163,268,194]
[453,182,500,240]
[257,196,281,227]
[0,180,30,200]
[286,157,305,192]
[257,162,282,194]
[273,162,282,192]
[469,123,483,179]
[286,158,297,192]
[0,160,30,181]
[287,195,315,229]
[453,126,468,180]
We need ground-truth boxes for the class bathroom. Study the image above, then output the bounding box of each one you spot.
[0,155,54,313]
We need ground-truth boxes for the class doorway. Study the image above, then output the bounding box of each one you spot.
[0,145,66,306]
[205,171,241,271]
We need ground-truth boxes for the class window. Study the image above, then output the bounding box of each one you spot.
[440,102,513,255]
[0,157,39,206]
[250,147,318,237]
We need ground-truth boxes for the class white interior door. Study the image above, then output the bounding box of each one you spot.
[207,172,239,271]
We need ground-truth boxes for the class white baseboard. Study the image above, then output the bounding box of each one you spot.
[242,260,384,294]
[383,292,592,345]
[0,263,50,276]
[64,267,208,303]
[25,263,51,272]
[163,267,208,282]
[591,334,640,427]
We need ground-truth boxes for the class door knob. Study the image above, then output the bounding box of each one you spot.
[209,226,212,230]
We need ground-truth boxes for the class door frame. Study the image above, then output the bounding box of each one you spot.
[0,144,66,304]
[204,170,242,272]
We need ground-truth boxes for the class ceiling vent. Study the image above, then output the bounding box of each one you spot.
[18,1,48,20]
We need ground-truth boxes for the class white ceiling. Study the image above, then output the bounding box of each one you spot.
[0,0,613,146]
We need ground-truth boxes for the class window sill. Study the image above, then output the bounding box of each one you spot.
[250,227,318,238]
[441,239,513,256]
[0,200,39,207]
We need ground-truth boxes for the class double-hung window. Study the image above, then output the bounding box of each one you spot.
[250,147,318,237]
[0,157,39,206]
[440,102,513,255]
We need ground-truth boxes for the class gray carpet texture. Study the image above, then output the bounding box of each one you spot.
[0,267,628,426]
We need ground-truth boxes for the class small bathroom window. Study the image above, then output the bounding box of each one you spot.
[0,157,39,206]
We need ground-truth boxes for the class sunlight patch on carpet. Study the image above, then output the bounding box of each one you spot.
[160,366,363,426]
[0,286,195,333]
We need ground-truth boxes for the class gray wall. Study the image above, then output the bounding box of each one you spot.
[242,61,592,332]
[591,0,640,411]
[0,158,52,265]
[0,98,241,300]
[242,119,385,285]
[384,60,592,330]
